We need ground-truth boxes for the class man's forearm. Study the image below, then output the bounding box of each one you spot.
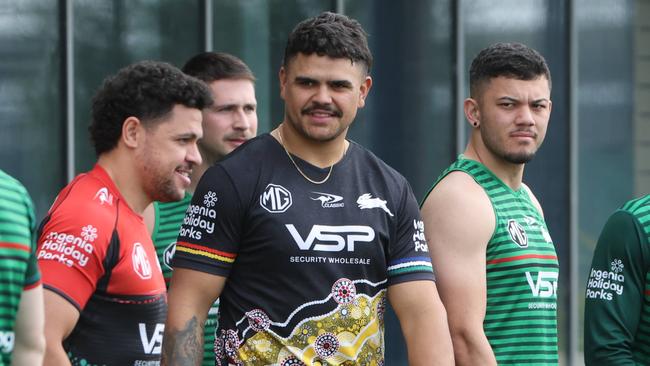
[451,332,497,366]
[161,316,204,366]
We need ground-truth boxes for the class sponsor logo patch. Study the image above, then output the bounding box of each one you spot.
[286,224,375,252]
[586,258,625,301]
[93,187,113,206]
[412,219,428,252]
[163,242,176,270]
[132,243,152,279]
[260,184,292,213]
[38,226,96,267]
[357,193,393,216]
[0,331,14,353]
[139,323,164,354]
[507,219,528,248]
[310,192,344,208]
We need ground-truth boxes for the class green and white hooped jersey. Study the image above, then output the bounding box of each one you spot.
[152,193,219,366]
[427,156,559,365]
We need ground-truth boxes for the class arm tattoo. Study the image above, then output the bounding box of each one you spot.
[161,316,204,366]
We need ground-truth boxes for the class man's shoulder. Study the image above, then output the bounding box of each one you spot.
[621,194,650,217]
[220,133,275,166]
[44,171,121,235]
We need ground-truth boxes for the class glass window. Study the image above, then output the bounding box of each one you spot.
[576,0,636,361]
[0,0,63,219]
[345,1,454,363]
[73,0,202,173]
[212,0,333,135]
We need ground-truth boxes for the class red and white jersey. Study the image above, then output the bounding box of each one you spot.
[37,164,166,365]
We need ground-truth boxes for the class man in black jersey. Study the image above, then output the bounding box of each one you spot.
[163,12,454,365]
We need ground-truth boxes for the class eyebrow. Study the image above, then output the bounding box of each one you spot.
[498,96,550,104]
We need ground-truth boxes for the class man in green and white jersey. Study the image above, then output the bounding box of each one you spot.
[143,52,257,366]
[421,43,558,365]
[584,195,650,364]
[0,169,45,365]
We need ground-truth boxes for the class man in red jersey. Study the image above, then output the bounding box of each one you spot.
[36,61,212,366]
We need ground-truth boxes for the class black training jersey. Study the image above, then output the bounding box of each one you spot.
[173,133,433,365]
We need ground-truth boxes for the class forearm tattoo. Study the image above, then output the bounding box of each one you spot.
[161,316,204,366]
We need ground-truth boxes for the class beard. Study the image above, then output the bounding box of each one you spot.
[481,128,538,164]
[140,148,185,203]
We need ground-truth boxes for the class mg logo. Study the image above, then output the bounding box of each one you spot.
[260,184,292,213]
[526,271,558,298]
[286,224,375,252]
[132,242,152,279]
[507,219,528,248]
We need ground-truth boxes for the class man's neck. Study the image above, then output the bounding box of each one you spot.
[188,159,217,194]
[274,122,348,168]
[96,153,150,214]
[464,141,525,191]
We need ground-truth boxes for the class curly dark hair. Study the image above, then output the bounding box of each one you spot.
[283,11,372,74]
[469,42,551,98]
[89,60,213,156]
[182,52,255,83]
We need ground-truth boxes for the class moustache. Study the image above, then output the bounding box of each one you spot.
[301,104,343,118]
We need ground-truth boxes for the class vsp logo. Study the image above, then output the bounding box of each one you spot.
[507,219,528,248]
[132,243,152,280]
[526,271,558,298]
[286,224,375,252]
[139,323,164,354]
[0,331,14,353]
[260,184,292,213]
[163,242,176,270]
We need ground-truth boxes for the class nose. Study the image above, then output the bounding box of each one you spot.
[232,108,251,131]
[516,106,535,126]
[187,141,202,166]
[312,84,333,105]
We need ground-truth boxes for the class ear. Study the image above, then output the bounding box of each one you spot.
[121,116,144,149]
[279,66,287,101]
[357,76,373,109]
[463,98,481,127]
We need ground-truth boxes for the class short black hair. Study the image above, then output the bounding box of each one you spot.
[89,60,213,156]
[182,52,255,83]
[283,11,372,74]
[469,42,551,98]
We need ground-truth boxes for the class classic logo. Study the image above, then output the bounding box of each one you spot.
[139,323,164,354]
[357,193,393,216]
[93,187,113,206]
[311,192,344,208]
[163,242,176,270]
[260,184,292,213]
[132,242,152,279]
[286,224,375,252]
[507,219,528,248]
[526,271,558,298]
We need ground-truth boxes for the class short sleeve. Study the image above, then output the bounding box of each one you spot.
[387,179,435,286]
[172,165,244,277]
[37,204,113,310]
[584,210,650,365]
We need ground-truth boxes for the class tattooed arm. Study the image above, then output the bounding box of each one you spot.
[162,268,226,366]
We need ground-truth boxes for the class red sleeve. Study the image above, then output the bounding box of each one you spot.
[37,183,115,310]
